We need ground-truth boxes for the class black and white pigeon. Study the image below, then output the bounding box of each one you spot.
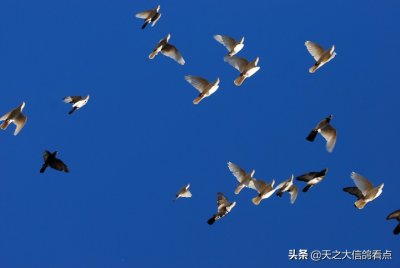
[149,34,185,65]
[296,168,328,192]
[0,102,27,136]
[306,115,337,152]
[63,95,90,115]
[386,209,400,235]
[275,174,298,204]
[207,192,236,225]
[343,172,384,209]
[40,151,69,173]
[135,5,161,29]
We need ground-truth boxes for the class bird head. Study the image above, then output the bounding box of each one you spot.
[250,169,255,177]
[156,5,160,12]
[215,77,220,85]
[165,34,171,42]
[20,101,26,110]
[254,57,260,66]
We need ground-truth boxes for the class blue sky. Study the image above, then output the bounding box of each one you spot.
[0,0,399,267]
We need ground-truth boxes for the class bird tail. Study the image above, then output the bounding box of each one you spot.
[306,130,318,141]
[234,184,245,195]
[302,185,312,192]
[207,216,216,225]
[193,94,204,105]
[0,120,10,130]
[309,64,318,73]
[141,21,149,29]
[69,107,78,115]
[355,199,366,209]
[40,164,47,173]
[149,50,158,59]
[252,195,262,205]
[394,224,400,235]
[234,75,246,86]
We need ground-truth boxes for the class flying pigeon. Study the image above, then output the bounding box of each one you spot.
[0,102,27,136]
[386,209,400,235]
[207,192,236,225]
[275,174,298,204]
[224,56,260,86]
[251,179,276,205]
[343,172,384,209]
[296,168,328,192]
[227,162,256,194]
[174,184,192,201]
[214,35,245,57]
[149,34,185,65]
[40,151,69,173]
[135,5,161,29]
[305,41,336,73]
[63,95,90,115]
[306,114,337,152]
[185,75,220,104]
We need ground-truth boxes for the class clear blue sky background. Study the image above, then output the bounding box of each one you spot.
[0,0,399,267]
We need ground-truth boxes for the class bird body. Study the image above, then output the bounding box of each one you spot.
[296,168,328,192]
[343,172,384,209]
[63,95,90,115]
[251,179,275,205]
[149,34,185,65]
[136,5,161,29]
[275,175,298,204]
[0,102,27,136]
[214,35,245,57]
[305,41,336,73]
[224,56,260,86]
[40,151,69,173]
[185,75,220,104]
[174,184,192,201]
[306,115,337,152]
[207,192,236,225]
[227,162,256,194]
[386,209,400,235]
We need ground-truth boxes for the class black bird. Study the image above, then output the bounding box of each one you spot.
[296,168,328,192]
[386,209,400,235]
[40,151,69,173]
[207,192,236,225]
[306,115,336,152]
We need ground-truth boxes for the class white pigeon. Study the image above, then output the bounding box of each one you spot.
[214,35,245,57]
[251,179,276,206]
[0,102,27,136]
[275,174,298,204]
[149,34,185,65]
[343,172,384,209]
[174,184,192,201]
[184,75,220,104]
[63,95,90,115]
[207,192,236,225]
[306,115,337,153]
[305,41,336,73]
[227,162,256,194]
[135,5,161,29]
[224,56,260,86]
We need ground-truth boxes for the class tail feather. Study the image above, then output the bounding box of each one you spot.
[207,216,216,225]
[252,195,262,205]
[309,64,318,73]
[193,94,204,105]
[40,164,47,173]
[234,75,246,86]
[234,184,245,195]
[306,130,318,141]
[303,185,312,192]
[355,199,366,209]
[0,120,10,130]
[141,21,149,29]
[69,107,78,115]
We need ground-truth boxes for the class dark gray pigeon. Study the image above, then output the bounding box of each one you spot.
[40,151,69,173]
[207,192,236,225]
[387,209,400,235]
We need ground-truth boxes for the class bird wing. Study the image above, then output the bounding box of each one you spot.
[305,41,325,61]
[288,185,298,204]
[296,172,317,182]
[351,172,374,195]
[0,110,11,121]
[387,209,400,220]
[53,158,69,172]
[63,96,83,104]
[135,9,153,19]
[13,113,27,135]
[43,151,51,161]
[151,13,161,26]
[224,56,249,72]
[214,35,237,51]
[275,179,288,190]
[217,192,230,209]
[161,44,185,65]
[320,124,337,152]
[252,179,267,193]
[185,76,210,93]
[227,162,247,183]
[343,187,364,199]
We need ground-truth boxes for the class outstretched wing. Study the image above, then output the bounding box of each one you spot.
[320,124,337,152]
[224,56,249,72]
[185,75,210,93]
[305,41,325,61]
[343,187,364,199]
[13,113,27,135]
[214,35,237,51]
[386,209,400,220]
[351,172,374,195]
[161,44,185,65]
[288,185,298,204]
[227,162,247,183]
[217,192,229,209]
[63,96,83,104]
